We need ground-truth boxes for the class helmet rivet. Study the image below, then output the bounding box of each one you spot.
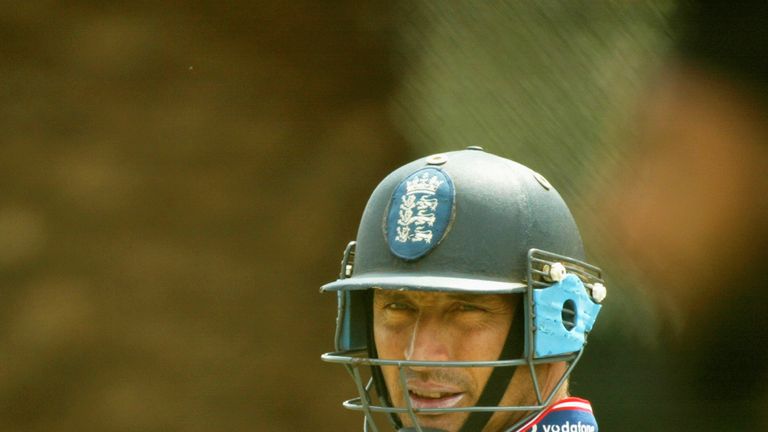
[591,282,607,303]
[533,172,552,190]
[425,154,448,165]
[544,262,567,282]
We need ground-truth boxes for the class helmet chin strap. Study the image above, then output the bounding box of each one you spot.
[458,300,524,432]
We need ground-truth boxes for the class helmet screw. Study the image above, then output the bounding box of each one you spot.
[425,154,448,165]
[591,282,607,303]
[543,262,567,282]
[533,172,552,190]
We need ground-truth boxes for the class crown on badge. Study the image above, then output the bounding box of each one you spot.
[405,173,443,195]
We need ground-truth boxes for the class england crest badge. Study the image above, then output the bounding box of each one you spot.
[385,167,454,260]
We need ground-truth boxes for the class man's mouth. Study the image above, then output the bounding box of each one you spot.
[407,389,464,411]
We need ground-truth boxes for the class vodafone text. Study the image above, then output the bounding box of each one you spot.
[531,422,596,432]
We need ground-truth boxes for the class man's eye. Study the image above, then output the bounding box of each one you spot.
[457,303,485,312]
[385,302,414,311]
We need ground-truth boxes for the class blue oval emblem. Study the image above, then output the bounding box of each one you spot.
[386,167,454,260]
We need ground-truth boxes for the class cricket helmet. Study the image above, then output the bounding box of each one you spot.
[321,148,605,432]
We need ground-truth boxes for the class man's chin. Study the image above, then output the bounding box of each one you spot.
[399,413,467,432]
[398,427,451,432]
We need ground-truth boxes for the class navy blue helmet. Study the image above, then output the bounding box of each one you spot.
[321,148,605,432]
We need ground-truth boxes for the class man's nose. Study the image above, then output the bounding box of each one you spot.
[404,314,451,367]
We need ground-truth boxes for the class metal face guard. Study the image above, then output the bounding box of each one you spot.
[320,350,581,432]
[321,249,604,432]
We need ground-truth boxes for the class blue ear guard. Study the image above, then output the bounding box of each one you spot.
[527,248,604,359]
[533,274,602,357]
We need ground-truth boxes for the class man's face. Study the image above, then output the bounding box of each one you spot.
[373,289,533,432]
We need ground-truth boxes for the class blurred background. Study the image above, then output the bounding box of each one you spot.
[1,1,765,431]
